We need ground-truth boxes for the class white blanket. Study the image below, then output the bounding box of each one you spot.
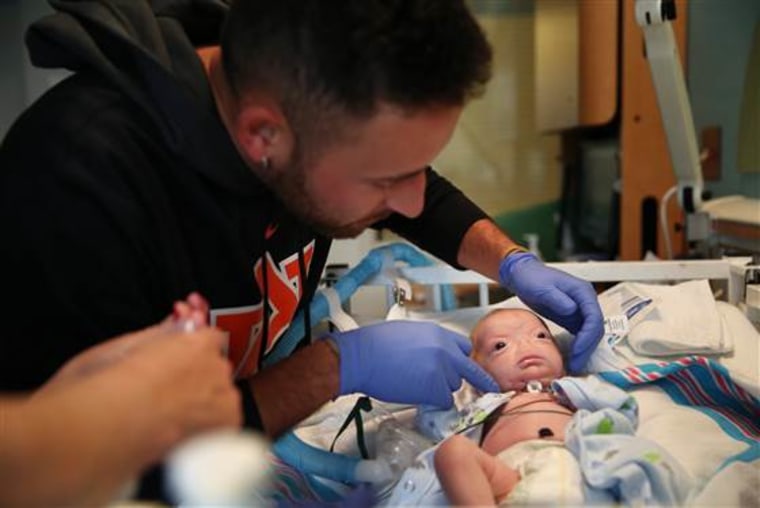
[619,280,732,356]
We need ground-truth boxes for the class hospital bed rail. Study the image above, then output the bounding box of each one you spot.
[359,256,757,312]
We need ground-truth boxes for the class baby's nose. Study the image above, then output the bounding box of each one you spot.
[515,334,543,348]
[512,335,531,347]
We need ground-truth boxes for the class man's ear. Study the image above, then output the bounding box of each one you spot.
[233,105,286,169]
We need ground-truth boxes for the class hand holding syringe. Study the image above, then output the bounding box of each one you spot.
[167,292,275,506]
[29,292,246,506]
[39,292,217,388]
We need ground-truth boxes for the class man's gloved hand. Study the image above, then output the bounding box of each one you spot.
[498,252,604,373]
[331,321,499,408]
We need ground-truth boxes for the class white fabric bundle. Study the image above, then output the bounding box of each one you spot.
[624,280,733,356]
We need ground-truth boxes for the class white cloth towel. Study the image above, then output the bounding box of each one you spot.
[626,280,733,356]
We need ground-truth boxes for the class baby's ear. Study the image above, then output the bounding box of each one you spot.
[469,342,482,362]
[554,331,573,368]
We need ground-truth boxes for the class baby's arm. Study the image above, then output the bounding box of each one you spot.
[434,435,520,506]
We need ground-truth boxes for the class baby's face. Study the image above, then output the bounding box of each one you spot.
[471,309,564,392]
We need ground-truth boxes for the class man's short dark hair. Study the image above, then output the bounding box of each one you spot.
[221,0,492,150]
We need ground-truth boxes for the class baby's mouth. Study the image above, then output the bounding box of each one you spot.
[518,355,543,368]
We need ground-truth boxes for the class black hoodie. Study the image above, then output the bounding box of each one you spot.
[0,0,487,408]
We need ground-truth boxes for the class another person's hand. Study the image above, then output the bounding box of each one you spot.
[37,292,240,455]
[7,302,240,508]
[331,321,499,408]
[39,324,169,393]
[498,252,604,373]
[42,292,211,391]
[37,323,240,462]
[122,326,241,455]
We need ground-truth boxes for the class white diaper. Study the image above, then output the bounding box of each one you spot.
[386,438,586,506]
[497,439,584,506]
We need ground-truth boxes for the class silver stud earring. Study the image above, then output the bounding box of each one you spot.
[260,156,270,169]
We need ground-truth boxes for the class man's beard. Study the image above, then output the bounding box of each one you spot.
[263,156,389,239]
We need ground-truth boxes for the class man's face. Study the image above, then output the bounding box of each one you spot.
[262,104,462,238]
[471,309,565,392]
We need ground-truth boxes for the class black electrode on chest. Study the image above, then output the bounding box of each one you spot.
[538,427,554,438]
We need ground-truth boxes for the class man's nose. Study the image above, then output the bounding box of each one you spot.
[384,171,426,218]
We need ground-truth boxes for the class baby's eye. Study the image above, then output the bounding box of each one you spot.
[493,340,508,351]
[536,331,549,340]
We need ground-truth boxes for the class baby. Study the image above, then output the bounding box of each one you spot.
[433,308,577,506]
[432,307,693,507]
[391,308,690,507]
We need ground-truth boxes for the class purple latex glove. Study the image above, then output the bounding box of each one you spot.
[331,320,499,408]
[499,252,604,373]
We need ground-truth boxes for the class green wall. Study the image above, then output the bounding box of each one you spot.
[493,200,559,261]
[688,0,760,198]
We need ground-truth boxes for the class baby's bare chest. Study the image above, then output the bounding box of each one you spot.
[480,392,574,455]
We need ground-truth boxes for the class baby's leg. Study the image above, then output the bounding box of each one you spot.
[434,435,520,506]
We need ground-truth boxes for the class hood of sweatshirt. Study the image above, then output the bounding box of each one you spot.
[26,0,265,196]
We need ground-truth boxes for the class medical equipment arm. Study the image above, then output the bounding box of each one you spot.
[635,0,705,213]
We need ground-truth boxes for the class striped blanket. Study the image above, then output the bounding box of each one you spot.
[599,355,760,474]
